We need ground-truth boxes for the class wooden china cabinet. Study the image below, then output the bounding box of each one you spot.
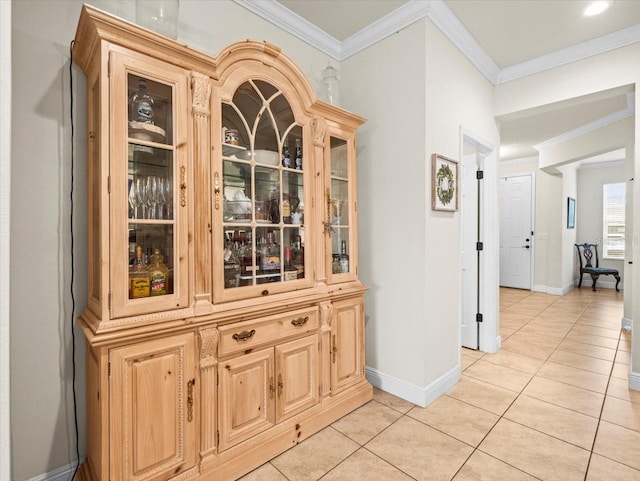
[73,5,371,481]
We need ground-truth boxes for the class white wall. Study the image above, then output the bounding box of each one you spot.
[577,162,626,286]
[1,1,11,478]
[423,20,500,374]
[342,18,499,404]
[559,164,578,290]
[341,20,428,393]
[535,171,564,291]
[9,1,341,479]
[495,45,639,383]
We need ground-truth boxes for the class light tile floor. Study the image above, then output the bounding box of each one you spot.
[239,287,639,481]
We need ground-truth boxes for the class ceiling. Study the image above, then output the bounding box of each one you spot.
[245,0,640,161]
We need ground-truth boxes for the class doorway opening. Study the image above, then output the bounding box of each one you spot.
[499,174,534,290]
[460,128,500,354]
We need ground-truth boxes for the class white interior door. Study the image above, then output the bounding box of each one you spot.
[499,175,532,289]
[461,153,480,349]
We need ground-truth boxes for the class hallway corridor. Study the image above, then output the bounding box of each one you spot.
[241,287,638,481]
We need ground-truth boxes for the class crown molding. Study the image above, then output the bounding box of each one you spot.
[341,0,431,59]
[237,0,640,86]
[233,0,342,59]
[426,0,500,84]
[578,159,625,170]
[534,93,635,151]
[498,24,640,84]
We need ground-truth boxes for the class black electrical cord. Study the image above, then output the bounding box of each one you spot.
[69,39,80,481]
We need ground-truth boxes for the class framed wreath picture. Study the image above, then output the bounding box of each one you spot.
[431,154,458,211]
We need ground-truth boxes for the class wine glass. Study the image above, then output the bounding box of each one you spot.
[128,178,139,219]
[163,177,172,220]
[147,176,159,219]
[136,177,148,219]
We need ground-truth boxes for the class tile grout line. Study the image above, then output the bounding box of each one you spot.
[457,289,608,479]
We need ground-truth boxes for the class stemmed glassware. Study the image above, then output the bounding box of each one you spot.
[129,179,140,219]
[163,177,172,220]
[135,177,148,219]
[130,175,172,219]
[148,176,159,219]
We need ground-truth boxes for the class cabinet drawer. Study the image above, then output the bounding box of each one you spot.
[219,307,319,357]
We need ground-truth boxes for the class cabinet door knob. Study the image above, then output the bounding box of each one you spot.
[232,329,256,342]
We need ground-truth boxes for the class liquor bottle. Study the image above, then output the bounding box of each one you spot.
[238,230,254,278]
[282,195,291,224]
[282,140,291,168]
[149,248,169,296]
[332,254,341,274]
[294,138,303,170]
[128,229,136,266]
[291,235,304,278]
[129,245,150,298]
[261,230,281,273]
[283,245,297,281]
[223,235,240,288]
[129,78,155,124]
[340,240,349,273]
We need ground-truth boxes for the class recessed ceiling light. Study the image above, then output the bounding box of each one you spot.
[583,1,611,17]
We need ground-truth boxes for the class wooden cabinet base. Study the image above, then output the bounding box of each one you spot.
[76,381,372,481]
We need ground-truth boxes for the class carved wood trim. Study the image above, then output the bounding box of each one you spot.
[191,72,212,117]
[319,301,333,329]
[199,327,218,362]
[312,117,326,148]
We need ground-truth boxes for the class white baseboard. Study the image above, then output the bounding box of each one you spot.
[622,317,632,331]
[532,284,573,296]
[366,364,460,408]
[28,462,80,481]
[630,371,640,392]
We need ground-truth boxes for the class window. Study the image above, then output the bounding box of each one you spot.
[602,182,625,259]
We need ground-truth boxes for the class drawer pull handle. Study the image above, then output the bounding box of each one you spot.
[291,316,309,327]
[232,329,256,342]
[277,374,283,397]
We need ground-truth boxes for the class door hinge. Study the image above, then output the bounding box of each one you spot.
[107,176,111,194]
[216,430,220,446]
[108,362,111,377]
[354,201,357,212]
[476,242,483,251]
[476,170,484,180]
[107,56,111,77]
[476,313,483,323]
[216,371,219,386]
[108,292,112,310]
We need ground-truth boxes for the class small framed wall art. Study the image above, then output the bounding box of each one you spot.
[431,154,458,211]
[567,197,576,229]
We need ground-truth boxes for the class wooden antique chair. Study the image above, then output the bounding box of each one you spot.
[575,243,620,291]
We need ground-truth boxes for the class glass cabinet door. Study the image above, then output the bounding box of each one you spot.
[326,134,356,282]
[215,79,309,300]
[111,51,189,318]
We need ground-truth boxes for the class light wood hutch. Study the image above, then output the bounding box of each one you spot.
[72,5,371,481]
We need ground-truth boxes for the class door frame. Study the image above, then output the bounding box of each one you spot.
[459,127,499,353]
[499,173,536,291]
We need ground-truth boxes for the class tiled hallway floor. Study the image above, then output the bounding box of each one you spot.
[239,287,639,481]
